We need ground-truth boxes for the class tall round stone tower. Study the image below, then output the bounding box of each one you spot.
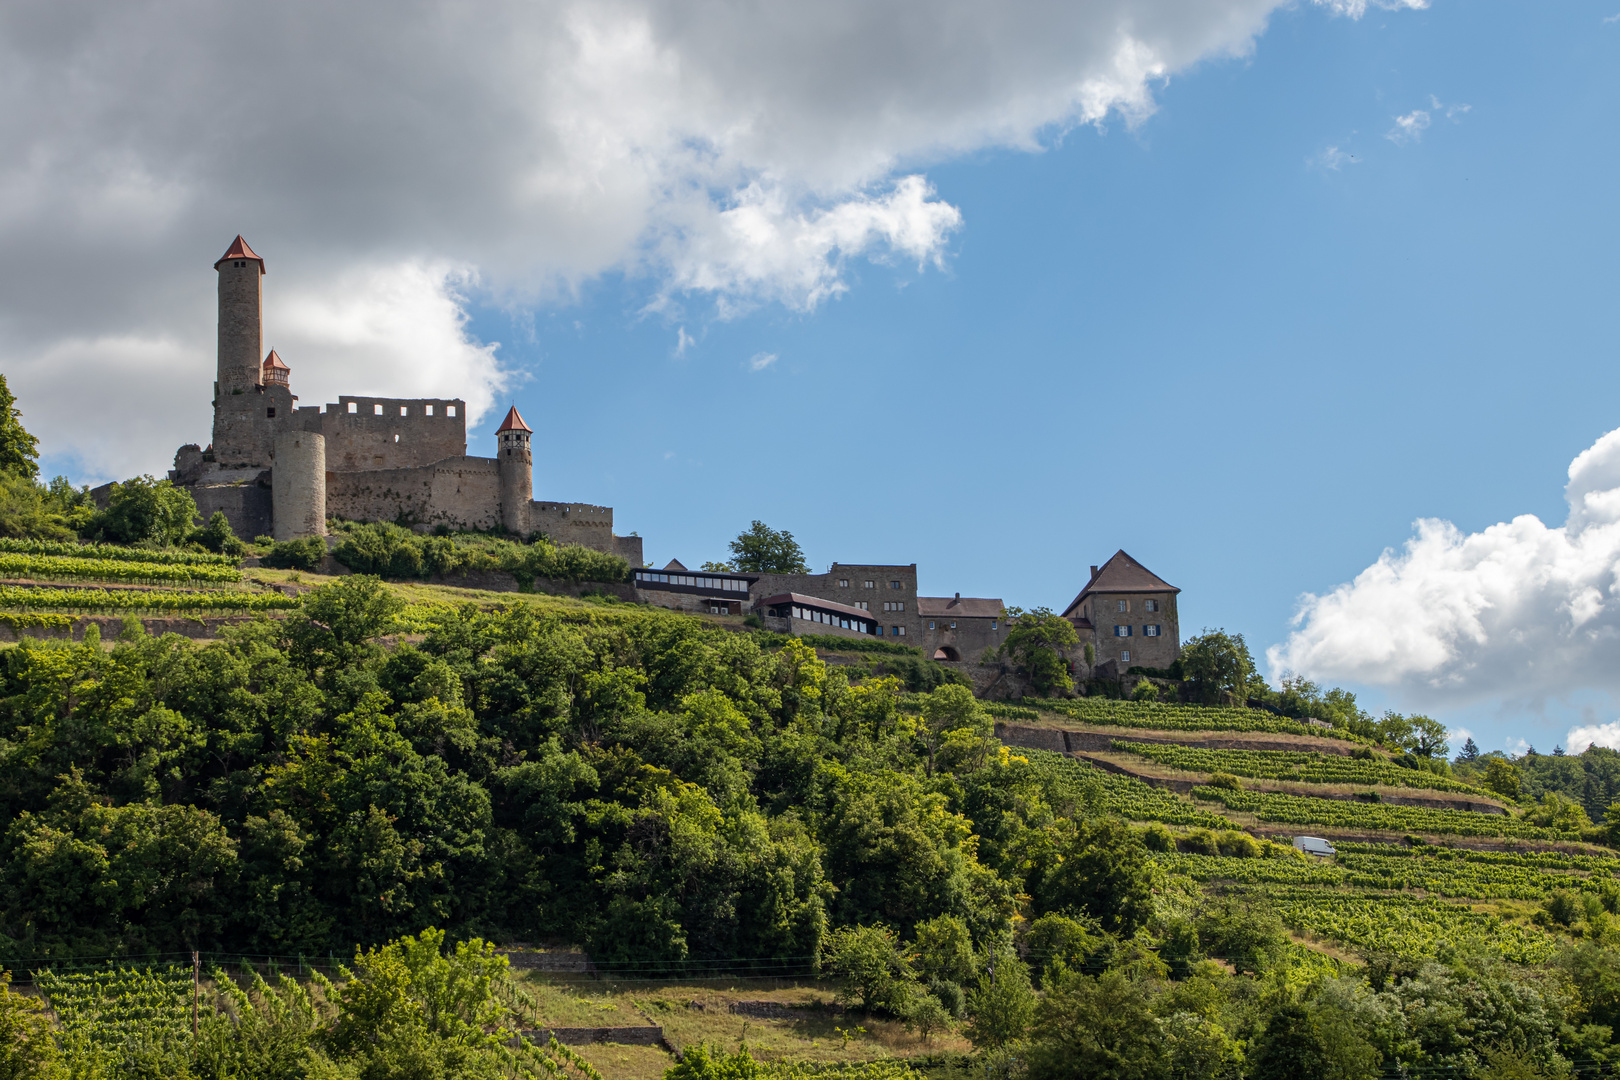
[271,430,327,540]
[212,236,268,465]
[495,406,533,536]
[215,235,263,394]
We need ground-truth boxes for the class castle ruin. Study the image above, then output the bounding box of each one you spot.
[171,236,643,564]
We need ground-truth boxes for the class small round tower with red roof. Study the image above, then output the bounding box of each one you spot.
[495,406,533,535]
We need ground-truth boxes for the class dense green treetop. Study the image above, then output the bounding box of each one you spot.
[727,520,810,574]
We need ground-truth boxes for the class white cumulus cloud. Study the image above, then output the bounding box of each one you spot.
[0,0,1416,480]
[747,352,779,372]
[1569,721,1620,751]
[1271,425,1620,705]
[1387,109,1432,143]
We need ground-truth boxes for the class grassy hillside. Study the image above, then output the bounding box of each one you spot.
[5,546,1620,1078]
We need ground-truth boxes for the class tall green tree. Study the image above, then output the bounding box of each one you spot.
[1026,968,1166,1080]
[726,520,810,573]
[1034,817,1157,937]
[0,375,39,479]
[1177,629,1257,704]
[999,607,1078,695]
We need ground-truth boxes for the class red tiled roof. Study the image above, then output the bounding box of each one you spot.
[495,406,533,434]
[1060,549,1178,619]
[214,235,265,272]
[918,595,1004,618]
[761,592,880,623]
[262,349,289,371]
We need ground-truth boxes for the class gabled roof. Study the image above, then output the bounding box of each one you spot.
[214,235,265,273]
[495,406,533,434]
[918,595,1004,618]
[663,559,688,571]
[1060,549,1178,619]
[262,349,289,371]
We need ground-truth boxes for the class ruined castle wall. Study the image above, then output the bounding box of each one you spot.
[193,477,274,540]
[312,397,467,472]
[531,501,619,553]
[325,456,501,530]
[613,535,644,566]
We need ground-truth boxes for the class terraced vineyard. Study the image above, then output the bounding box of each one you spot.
[0,537,238,566]
[1019,749,1237,829]
[36,966,193,1048]
[1268,890,1560,964]
[1159,845,1619,900]
[0,539,300,630]
[1156,851,1350,888]
[0,551,243,584]
[1192,784,1571,840]
[1023,696,1360,741]
[0,585,297,615]
[1114,740,1501,799]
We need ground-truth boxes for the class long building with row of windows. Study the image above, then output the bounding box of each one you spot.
[630,547,1181,675]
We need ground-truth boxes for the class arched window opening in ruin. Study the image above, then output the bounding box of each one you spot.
[933,646,961,662]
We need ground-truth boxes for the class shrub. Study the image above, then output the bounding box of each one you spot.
[263,536,326,570]
[822,924,916,1016]
[1207,772,1242,790]
[83,476,197,546]
[187,510,247,556]
[1139,822,1176,852]
[902,993,953,1042]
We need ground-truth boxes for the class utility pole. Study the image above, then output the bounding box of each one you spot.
[192,950,200,1037]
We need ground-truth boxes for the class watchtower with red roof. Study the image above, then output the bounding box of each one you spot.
[495,406,533,534]
[212,235,275,464]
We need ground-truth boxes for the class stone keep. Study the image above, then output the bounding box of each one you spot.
[168,235,646,566]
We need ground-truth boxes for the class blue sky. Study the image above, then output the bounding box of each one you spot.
[8,0,1619,752]
[441,2,1620,751]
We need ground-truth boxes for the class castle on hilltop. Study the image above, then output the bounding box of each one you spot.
[170,236,643,563]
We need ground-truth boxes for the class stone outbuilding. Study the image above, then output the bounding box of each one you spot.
[918,593,1006,664]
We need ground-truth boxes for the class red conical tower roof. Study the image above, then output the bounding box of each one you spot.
[214,234,265,273]
[495,406,532,434]
[262,349,289,371]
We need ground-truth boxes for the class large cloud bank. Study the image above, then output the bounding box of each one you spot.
[1271,427,1620,705]
[0,0,1417,479]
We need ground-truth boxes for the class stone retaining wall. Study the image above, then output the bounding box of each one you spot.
[523,1027,664,1046]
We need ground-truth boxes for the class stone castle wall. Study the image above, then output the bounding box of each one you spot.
[326,457,502,531]
[298,396,468,471]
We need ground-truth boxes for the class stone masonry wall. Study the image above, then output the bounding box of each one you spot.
[326,457,502,530]
[919,614,1004,666]
[304,396,468,472]
[192,477,274,540]
[750,563,919,642]
[532,501,619,554]
[1082,589,1181,670]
